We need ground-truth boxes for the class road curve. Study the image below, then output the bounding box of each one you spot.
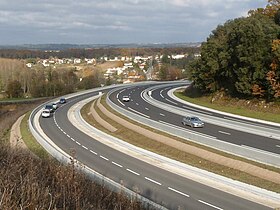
[34,82,276,210]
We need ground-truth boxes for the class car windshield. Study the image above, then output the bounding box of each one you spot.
[190,117,200,122]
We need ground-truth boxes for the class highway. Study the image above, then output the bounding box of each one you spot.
[37,82,275,210]
[108,82,280,162]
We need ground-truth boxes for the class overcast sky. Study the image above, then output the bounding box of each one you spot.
[0,0,267,45]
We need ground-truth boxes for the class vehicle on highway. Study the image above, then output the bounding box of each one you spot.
[44,104,54,112]
[59,98,66,104]
[122,95,130,102]
[182,116,204,128]
[52,102,58,110]
[41,109,51,118]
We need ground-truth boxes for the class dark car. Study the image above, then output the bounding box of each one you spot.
[59,98,66,104]
[45,104,54,112]
[182,116,204,128]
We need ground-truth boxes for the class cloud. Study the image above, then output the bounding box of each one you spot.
[0,0,267,45]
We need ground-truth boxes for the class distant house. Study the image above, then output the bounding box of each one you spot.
[26,63,32,68]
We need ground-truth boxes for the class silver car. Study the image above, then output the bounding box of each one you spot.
[182,116,204,128]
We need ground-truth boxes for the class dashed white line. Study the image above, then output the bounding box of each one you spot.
[198,200,223,210]
[136,103,139,105]
[90,150,97,155]
[144,177,162,186]
[276,145,280,148]
[76,141,81,145]
[126,168,140,176]
[66,134,70,138]
[112,161,123,168]
[218,131,231,136]
[70,137,75,141]
[100,155,109,161]
[82,145,88,150]
[160,113,165,117]
[168,187,189,197]
[145,107,149,110]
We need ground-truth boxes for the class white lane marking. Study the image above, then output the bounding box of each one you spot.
[160,90,164,98]
[100,155,109,161]
[82,145,88,150]
[145,177,162,186]
[198,200,223,210]
[145,107,149,110]
[90,150,97,155]
[136,103,139,105]
[63,131,67,135]
[67,134,70,138]
[241,145,279,157]
[71,137,75,141]
[276,145,280,148]
[126,168,140,176]
[76,141,81,145]
[112,161,123,168]
[160,113,165,117]
[165,98,178,105]
[218,131,231,135]
[128,107,150,118]
[168,187,189,197]
[116,93,119,99]
[117,99,125,106]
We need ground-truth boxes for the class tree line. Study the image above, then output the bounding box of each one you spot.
[189,0,280,100]
[0,47,200,60]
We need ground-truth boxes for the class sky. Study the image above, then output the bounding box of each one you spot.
[0,0,268,45]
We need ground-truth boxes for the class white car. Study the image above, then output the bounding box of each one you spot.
[122,96,130,102]
[41,109,51,118]
[52,102,58,110]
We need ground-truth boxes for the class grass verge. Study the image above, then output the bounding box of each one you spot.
[174,91,280,123]
[81,95,280,193]
[20,111,49,159]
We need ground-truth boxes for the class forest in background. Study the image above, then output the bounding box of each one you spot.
[189,0,280,101]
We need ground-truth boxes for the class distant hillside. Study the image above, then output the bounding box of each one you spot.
[0,43,201,51]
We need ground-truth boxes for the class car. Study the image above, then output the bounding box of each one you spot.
[182,116,204,128]
[59,98,66,104]
[41,109,51,118]
[44,104,54,112]
[122,95,130,102]
[52,102,58,110]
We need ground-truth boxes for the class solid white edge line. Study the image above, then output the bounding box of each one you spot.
[198,199,223,210]
[117,99,125,106]
[112,161,123,168]
[144,177,162,186]
[126,168,140,176]
[100,155,109,161]
[241,145,280,157]
[168,187,189,197]
[165,98,178,105]
[127,107,150,118]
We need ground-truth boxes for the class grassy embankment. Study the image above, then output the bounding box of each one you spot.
[81,95,280,193]
[174,91,280,123]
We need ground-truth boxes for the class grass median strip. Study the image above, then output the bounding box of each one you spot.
[81,96,280,193]
[20,111,49,159]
